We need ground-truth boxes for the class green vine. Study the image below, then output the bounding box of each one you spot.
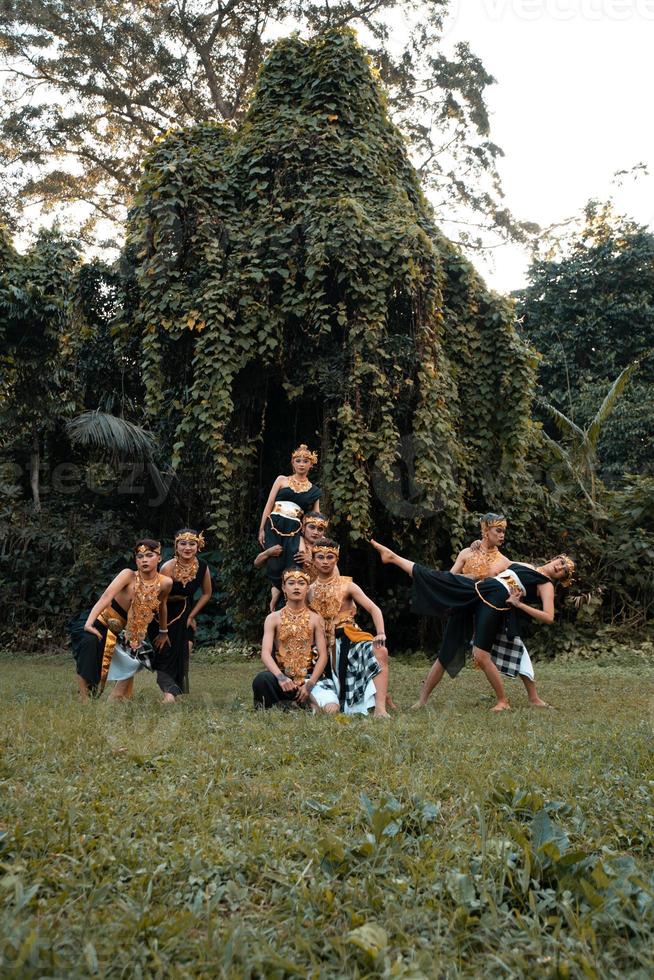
[124,29,535,560]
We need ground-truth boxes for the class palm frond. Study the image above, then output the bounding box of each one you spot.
[541,431,595,508]
[586,359,639,454]
[66,411,157,461]
[541,399,585,444]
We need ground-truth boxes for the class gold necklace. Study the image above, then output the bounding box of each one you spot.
[462,545,501,580]
[288,474,311,493]
[277,605,313,682]
[174,556,199,586]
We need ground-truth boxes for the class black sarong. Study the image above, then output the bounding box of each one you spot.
[412,563,550,678]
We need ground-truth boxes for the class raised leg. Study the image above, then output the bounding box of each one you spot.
[370,540,415,578]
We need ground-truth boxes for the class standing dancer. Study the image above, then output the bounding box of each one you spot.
[309,538,391,718]
[252,568,337,711]
[72,540,173,701]
[149,529,212,702]
[448,514,549,708]
[451,513,510,578]
[257,445,321,597]
[370,539,574,712]
[255,511,331,611]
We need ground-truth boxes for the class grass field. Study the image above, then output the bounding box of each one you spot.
[1,651,653,978]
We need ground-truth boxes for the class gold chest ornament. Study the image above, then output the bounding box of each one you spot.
[174,556,199,586]
[277,606,314,682]
[125,572,163,644]
[462,546,501,580]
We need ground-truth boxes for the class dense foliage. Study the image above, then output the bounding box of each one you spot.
[0,0,530,250]
[127,30,535,558]
[516,202,654,480]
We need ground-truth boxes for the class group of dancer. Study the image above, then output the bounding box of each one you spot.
[71,530,211,702]
[71,442,575,713]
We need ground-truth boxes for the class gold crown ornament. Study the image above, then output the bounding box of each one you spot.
[135,543,161,555]
[291,444,318,466]
[480,515,507,532]
[554,554,575,587]
[282,567,312,586]
[174,530,205,550]
[303,514,329,533]
[312,545,340,559]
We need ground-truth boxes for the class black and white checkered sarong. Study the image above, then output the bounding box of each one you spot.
[490,632,532,678]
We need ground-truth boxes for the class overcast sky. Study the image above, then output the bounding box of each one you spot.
[437,0,654,292]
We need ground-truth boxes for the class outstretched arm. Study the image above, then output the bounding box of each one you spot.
[84,569,133,637]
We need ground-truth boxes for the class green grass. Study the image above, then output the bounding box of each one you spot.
[1,652,653,978]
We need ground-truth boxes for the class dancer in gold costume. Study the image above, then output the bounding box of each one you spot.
[309,539,390,718]
[71,540,173,701]
[252,568,337,710]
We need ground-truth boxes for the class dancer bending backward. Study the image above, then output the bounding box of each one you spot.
[448,513,549,709]
[309,538,391,718]
[252,568,338,711]
[370,539,574,712]
[148,529,212,702]
[255,511,331,611]
[257,445,321,599]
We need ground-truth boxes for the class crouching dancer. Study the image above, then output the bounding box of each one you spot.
[252,568,338,711]
[71,540,173,701]
[309,538,391,718]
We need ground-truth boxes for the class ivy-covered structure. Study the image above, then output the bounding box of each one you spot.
[126,29,536,573]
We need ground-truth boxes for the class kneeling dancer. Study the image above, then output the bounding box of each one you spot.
[371,539,574,712]
[71,540,173,701]
[252,568,338,711]
[309,538,391,718]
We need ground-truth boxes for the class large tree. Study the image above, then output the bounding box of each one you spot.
[123,27,536,637]
[516,202,654,479]
[0,0,528,248]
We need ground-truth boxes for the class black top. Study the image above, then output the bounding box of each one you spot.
[274,483,321,510]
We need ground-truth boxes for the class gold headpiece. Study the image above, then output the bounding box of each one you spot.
[312,544,340,558]
[291,444,318,466]
[480,515,507,532]
[282,567,311,586]
[303,514,329,533]
[553,554,575,587]
[135,543,161,555]
[174,530,205,550]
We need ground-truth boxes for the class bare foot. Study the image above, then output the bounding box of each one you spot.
[409,701,427,711]
[162,693,176,705]
[528,697,551,708]
[490,701,511,712]
[373,708,391,718]
[386,694,398,711]
[370,539,395,564]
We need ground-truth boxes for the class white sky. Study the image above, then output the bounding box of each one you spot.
[438,0,654,291]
